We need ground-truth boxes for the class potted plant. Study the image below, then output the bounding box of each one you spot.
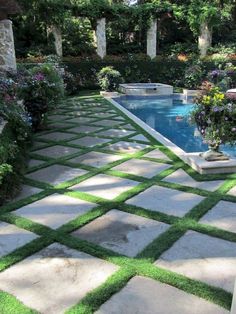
[190,82,236,161]
[97,66,123,97]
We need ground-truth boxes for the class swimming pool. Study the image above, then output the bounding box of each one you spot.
[115,95,236,158]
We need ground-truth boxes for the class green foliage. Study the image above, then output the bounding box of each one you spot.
[20,63,64,129]
[183,60,206,89]
[97,66,123,91]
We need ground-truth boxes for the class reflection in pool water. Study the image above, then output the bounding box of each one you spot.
[116,96,236,158]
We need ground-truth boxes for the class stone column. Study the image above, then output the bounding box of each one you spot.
[96,18,106,59]
[50,25,63,57]
[0,19,17,72]
[198,21,212,57]
[147,19,157,59]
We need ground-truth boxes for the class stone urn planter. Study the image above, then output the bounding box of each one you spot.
[190,87,236,162]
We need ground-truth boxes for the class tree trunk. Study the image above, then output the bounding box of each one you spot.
[198,21,212,57]
[48,25,63,57]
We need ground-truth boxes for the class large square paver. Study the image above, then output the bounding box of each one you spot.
[163,169,224,192]
[67,125,102,134]
[0,222,38,258]
[93,119,123,127]
[26,165,87,186]
[13,185,43,202]
[199,200,236,233]
[13,194,96,229]
[69,136,111,147]
[156,230,236,292]
[112,159,171,178]
[143,149,171,161]
[0,243,118,314]
[72,209,170,257]
[67,117,96,124]
[126,185,205,217]
[28,159,45,168]
[97,128,135,138]
[95,276,228,314]
[36,132,76,142]
[71,174,139,200]
[68,151,123,167]
[130,134,150,142]
[227,185,236,196]
[106,141,149,154]
[34,145,80,159]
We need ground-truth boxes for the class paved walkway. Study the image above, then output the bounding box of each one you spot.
[0,95,236,313]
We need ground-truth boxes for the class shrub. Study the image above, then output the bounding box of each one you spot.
[97,66,123,91]
[0,73,31,204]
[20,63,64,130]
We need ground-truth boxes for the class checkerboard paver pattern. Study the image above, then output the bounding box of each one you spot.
[0,95,235,314]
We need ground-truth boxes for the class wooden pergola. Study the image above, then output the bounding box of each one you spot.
[0,0,21,20]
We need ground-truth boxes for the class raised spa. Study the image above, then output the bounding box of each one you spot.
[119,83,173,96]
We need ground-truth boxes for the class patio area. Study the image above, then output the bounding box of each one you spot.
[0,94,236,313]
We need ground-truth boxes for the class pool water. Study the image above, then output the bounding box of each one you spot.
[117,96,236,157]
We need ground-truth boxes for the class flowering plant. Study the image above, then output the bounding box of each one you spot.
[208,63,236,91]
[190,84,236,156]
[0,74,31,142]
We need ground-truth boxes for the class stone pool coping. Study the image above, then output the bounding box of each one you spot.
[107,95,236,175]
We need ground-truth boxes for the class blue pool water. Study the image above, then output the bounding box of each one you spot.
[116,96,236,157]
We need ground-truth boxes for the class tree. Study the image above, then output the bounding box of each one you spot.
[187,0,234,56]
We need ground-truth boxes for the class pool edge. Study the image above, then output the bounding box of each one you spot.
[106,96,236,175]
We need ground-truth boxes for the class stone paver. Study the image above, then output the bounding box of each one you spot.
[13,185,43,202]
[34,145,80,159]
[0,222,38,258]
[67,125,102,134]
[72,209,170,257]
[48,114,68,121]
[96,276,228,314]
[93,119,124,127]
[107,141,149,154]
[68,151,123,167]
[13,194,96,229]
[0,243,118,314]
[156,230,236,292]
[69,136,111,147]
[28,159,45,168]
[130,134,150,142]
[26,165,87,185]
[143,149,171,161]
[36,132,76,142]
[97,128,135,138]
[68,117,96,124]
[200,200,236,233]
[126,185,204,217]
[71,174,139,200]
[227,185,236,196]
[112,159,171,178]
[163,169,223,191]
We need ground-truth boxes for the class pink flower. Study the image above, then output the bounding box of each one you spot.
[34,73,45,81]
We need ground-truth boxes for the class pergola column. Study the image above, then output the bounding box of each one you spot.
[0,19,16,72]
[147,19,157,59]
[96,18,106,59]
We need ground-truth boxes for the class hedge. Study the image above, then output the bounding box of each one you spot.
[18,57,236,90]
